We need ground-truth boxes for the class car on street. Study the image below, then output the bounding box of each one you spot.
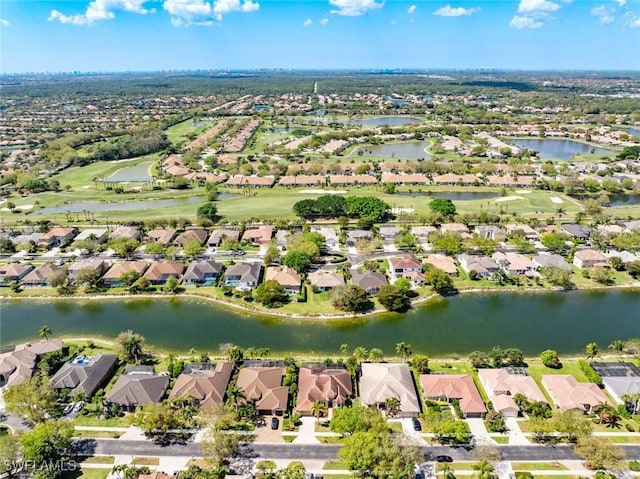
[435,455,453,463]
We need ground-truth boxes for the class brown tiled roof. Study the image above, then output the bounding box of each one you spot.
[420,374,487,416]
[169,363,233,408]
[296,368,353,414]
[236,367,288,412]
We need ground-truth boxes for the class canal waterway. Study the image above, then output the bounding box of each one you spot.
[2,289,639,356]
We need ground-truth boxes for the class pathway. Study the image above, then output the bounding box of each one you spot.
[293,417,320,444]
[505,417,530,445]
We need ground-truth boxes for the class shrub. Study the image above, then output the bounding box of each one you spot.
[578,359,603,386]
[515,473,533,479]
[540,349,562,369]
[630,460,640,472]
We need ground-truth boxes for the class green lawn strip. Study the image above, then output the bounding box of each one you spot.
[388,421,403,432]
[315,422,332,433]
[73,430,122,439]
[511,462,567,471]
[62,469,109,479]
[76,456,115,465]
[606,435,640,443]
[165,119,214,145]
[132,457,160,466]
[323,460,349,470]
[492,436,510,444]
[525,359,591,385]
[317,436,343,444]
[73,416,131,428]
[282,434,296,443]
[321,475,353,479]
[444,462,476,471]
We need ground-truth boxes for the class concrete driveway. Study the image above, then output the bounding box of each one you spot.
[505,417,530,445]
[253,415,285,444]
[292,417,320,444]
[466,418,494,444]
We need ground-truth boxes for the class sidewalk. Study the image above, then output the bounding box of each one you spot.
[292,417,320,444]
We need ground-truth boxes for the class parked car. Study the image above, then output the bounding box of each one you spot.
[62,403,74,415]
[412,417,421,431]
[270,417,279,430]
[435,455,453,463]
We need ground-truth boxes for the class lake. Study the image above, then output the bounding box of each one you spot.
[2,289,639,356]
[35,196,204,215]
[605,193,640,207]
[351,141,432,160]
[104,161,153,182]
[332,116,422,127]
[626,127,640,137]
[396,191,500,201]
[510,139,614,160]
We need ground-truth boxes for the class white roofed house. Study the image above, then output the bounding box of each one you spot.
[359,363,421,417]
[573,249,609,269]
[308,269,345,291]
[457,253,500,279]
[492,252,538,277]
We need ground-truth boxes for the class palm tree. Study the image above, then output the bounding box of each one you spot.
[584,342,600,360]
[226,384,245,412]
[353,346,369,364]
[472,460,495,479]
[116,330,145,363]
[608,340,626,355]
[368,348,384,362]
[38,325,52,341]
[310,400,326,422]
[395,342,413,361]
[340,343,350,356]
[385,396,401,417]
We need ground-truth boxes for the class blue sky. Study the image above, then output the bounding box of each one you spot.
[1,0,639,73]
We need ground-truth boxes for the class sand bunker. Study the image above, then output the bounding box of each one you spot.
[300,189,347,195]
[495,196,524,202]
[550,197,564,204]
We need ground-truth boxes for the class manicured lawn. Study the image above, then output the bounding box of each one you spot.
[77,456,115,465]
[282,434,296,443]
[388,421,403,432]
[323,460,349,470]
[132,457,160,466]
[73,415,131,428]
[525,359,591,384]
[73,430,122,439]
[492,436,509,444]
[62,469,109,479]
[165,119,214,146]
[318,436,343,444]
[511,462,567,471]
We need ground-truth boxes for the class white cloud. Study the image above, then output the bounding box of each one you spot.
[629,16,640,27]
[407,4,416,14]
[0,18,9,27]
[509,15,543,28]
[591,5,615,24]
[48,0,154,25]
[303,17,312,26]
[319,17,329,25]
[329,0,383,16]
[162,0,258,26]
[433,5,479,16]
[517,0,560,14]
[613,0,626,6]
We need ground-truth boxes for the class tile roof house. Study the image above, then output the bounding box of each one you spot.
[388,253,422,280]
[146,229,177,247]
[74,228,109,244]
[328,175,378,186]
[296,367,353,415]
[441,223,470,235]
[561,224,592,241]
[110,226,142,241]
[37,227,77,248]
[143,261,185,285]
[420,374,487,418]
[457,254,500,279]
[50,353,118,398]
[106,366,169,411]
[226,175,275,188]
[541,375,607,413]
[102,261,149,286]
[423,255,458,276]
[208,229,241,247]
[573,249,609,269]
[22,263,67,287]
[174,229,208,247]
[310,227,339,248]
[532,253,573,272]
[475,225,506,241]
[68,258,109,281]
[308,270,345,291]
[0,340,63,387]
[279,175,326,187]
[478,369,547,417]
[138,473,176,479]
[359,363,421,417]
[492,252,538,276]
[242,225,274,244]
[265,266,302,295]
[347,229,373,245]
[224,263,261,290]
[168,362,233,408]
[0,263,34,283]
[378,225,401,240]
[350,270,388,294]
[182,260,223,285]
[411,226,437,240]
[236,367,289,415]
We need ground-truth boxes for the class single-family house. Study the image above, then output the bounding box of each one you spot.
[351,270,388,294]
[573,249,609,269]
[22,263,67,287]
[169,362,233,408]
[492,252,538,276]
[423,255,458,276]
[388,253,422,280]
[603,377,640,408]
[50,353,118,398]
[541,375,607,413]
[457,253,500,279]
[420,374,487,418]
[411,226,437,240]
[359,363,421,417]
[265,266,302,295]
[378,225,401,240]
[532,253,573,272]
[604,250,640,264]
[0,263,34,283]
[225,175,275,188]
[347,229,373,245]
[441,223,470,236]
[296,367,353,415]
[182,260,223,285]
[310,227,339,249]
[0,340,63,387]
[68,258,109,281]
[505,224,539,241]
[105,366,169,411]
[101,261,149,287]
[561,224,592,241]
[110,226,142,241]
[146,229,177,247]
[224,263,261,290]
[236,367,289,415]
[74,228,109,244]
[475,225,506,241]
[143,261,184,285]
[308,270,345,291]
[174,229,208,247]
[242,225,274,244]
[138,473,176,479]
[478,368,547,417]
[37,227,77,248]
[208,229,241,247]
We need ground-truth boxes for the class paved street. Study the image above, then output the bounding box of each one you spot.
[71,438,640,462]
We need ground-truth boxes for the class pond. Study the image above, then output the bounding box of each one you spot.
[604,193,640,207]
[2,289,639,356]
[509,139,614,160]
[395,191,500,201]
[626,127,640,137]
[34,196,205,215]
[104,161,153,182]
[328,116,422,127]
[351,141,432,160]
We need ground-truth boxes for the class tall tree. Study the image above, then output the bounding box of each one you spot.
[116,329,145,363]
[38,325,52,341]
[395,342,413,361]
